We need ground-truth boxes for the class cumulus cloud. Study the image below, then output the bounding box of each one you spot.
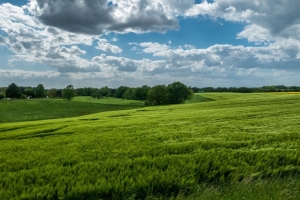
[27,0,179,34]
[0,3,117,74]
[0,35,6,45]
[185,0,300,42]
[138,41,300,72]
[92,54,137,72]
[96,39,122,54]
[0,1,300,87]
[140,42,170,54]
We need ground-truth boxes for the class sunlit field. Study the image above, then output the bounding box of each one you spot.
[0,93,300,199]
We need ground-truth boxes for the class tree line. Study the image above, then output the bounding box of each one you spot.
[0,82,194,105]
[192,85,300,93]
[2,83,300,104]
[0,83,76,100]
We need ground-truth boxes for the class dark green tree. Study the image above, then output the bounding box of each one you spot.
[123,88,137,100]
[56,90,62,98]
[135,85,150,100]
[62,85,76,100]
[116,86,129,98]
[0,93,5,100]
[47,88,57,98]
[35,84,46,98]
[100,86,110,97]
[5,83,21,98]
[91,93,97,99]
[147,85,167,105]
[24,88,35,97]
[166,82,193,104]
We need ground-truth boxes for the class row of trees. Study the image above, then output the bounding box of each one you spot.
[191,85,300,93]
[0,83,76,100]
[75,86,150,100]
[75,82,193,105]
[0,82,193,105]
[3,82,300,104]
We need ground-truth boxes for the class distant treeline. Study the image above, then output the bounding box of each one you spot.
[0,82,193,105]
[1,85,300,101]
[191,85,300,93]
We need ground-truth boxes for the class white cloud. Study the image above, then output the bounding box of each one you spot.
[237,24,274,44]
[92,54,136,72]
[96,39,122,54]
[140,42,170,54]
[0,1,300,87]
[111,37,118,42]
[27,0,179,34]
[138,41,300,72]
[185,0,300,42]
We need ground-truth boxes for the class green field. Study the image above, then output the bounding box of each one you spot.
[0,93,300,199]
[0,97,144,123]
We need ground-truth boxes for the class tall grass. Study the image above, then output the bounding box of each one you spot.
[0,93,300,199]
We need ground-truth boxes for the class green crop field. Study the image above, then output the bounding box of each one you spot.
[0,93,300,199]
[0,97,144,123]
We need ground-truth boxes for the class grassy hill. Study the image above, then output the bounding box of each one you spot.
[0,97,144,123]
[0,93,300,199]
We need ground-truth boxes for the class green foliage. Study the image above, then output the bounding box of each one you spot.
[1,93,300,199]
[147,84,167,105]
[47,88,57,98]
[135,85,150,100]
[24,88,35,97]
[91,93,102,99]
[123,88,137,100]
[146,82,193,105]
[99,86,110,97]
[166,82,193,104]
[116,86,129,98]
[0,93,5,100]
[35,84,46,98]
[62,85,76,100]
[5,83,21,98]
[20,94,27,99]
[195,85,300,93]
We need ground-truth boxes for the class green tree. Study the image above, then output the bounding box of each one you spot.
[0,93,5,100]
[24,88,35,97]
[5,83,21,98]
[147,85,167,105]
[62,85,76,100]
[100,86,110,97]
[166,82,193,104]
[116,86,129,98]
[47,88,57,98]
[35,84,46,98]
[91,93,97,99]
[135,85,150,100]
[123,88,137,100]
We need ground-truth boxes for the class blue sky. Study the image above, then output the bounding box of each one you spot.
[0,0,300,88]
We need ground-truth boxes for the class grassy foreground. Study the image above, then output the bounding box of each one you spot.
[0,93,300,199]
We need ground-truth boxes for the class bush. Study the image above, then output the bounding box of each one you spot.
[0,93,5,100]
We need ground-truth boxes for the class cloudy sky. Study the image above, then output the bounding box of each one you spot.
[0,0,300,88]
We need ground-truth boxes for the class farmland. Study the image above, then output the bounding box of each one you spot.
[0,93,300,199]
[0,97,144,123]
